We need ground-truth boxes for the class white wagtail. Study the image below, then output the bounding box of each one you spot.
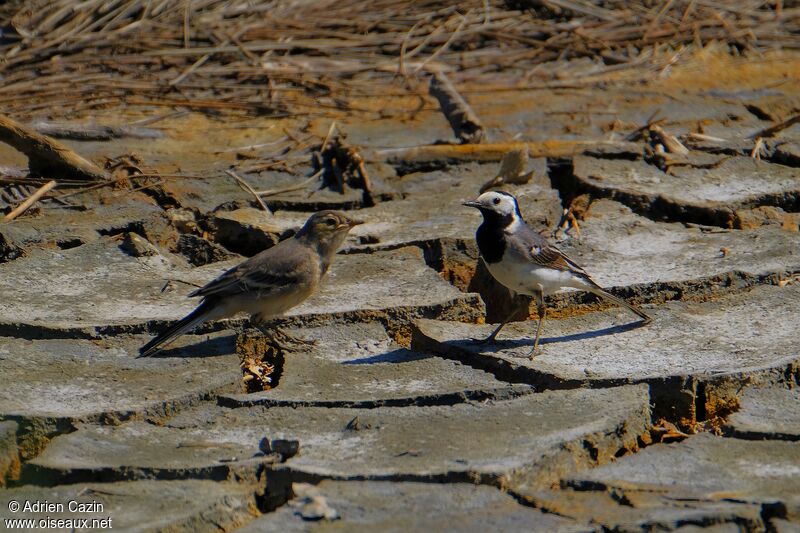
[463,191,651,358]
[139,210,361,357]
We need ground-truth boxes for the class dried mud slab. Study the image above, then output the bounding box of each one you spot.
[0,480,258,531]
[220,322,532,409]
[571,156,800,226]
[239,480,583,533]
[0,332,241,460]
[470,85,767,144]
[413,284,800,423]
[516,482,764,531]
[29,385,649,488]
[205,161,557,255]
[24,416,280,485]
[0,200,171,260]
[564,434,800,525]
[723,386,800,441]
[0,237,237,336]
[556,199,800,291]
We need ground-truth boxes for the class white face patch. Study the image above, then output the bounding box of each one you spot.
[476,191,519,217]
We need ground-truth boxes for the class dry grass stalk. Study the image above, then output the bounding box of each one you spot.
[226,169,272,214]
[256,169,324,198]
[1,1,796,120]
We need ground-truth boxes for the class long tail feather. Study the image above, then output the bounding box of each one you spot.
[586,285,652,324]
[139,302,213,357]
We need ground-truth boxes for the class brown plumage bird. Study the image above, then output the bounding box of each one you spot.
[139,210,361,356]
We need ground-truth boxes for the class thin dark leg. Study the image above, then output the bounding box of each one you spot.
[478,303,523,344]
[529,288,546,359]
[254,321,317,350]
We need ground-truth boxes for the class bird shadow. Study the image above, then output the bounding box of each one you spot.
[341,348,433,365]
[140,334,237,359]
[472,319,648,354]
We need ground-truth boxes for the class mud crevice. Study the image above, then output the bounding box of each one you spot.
[744,103,774,121]
[0,316,245,342]
[134,181,182,212]
[262,197,370,212]
[234,330,286,393]
[765,141,800,169]
[724,428,800,442]
[257,469,498,514]
[218,385,533,410]
[762,501,789,531]
[97,222,145,238]
[0,234,25,263]
[390,159,451,178]
[546,158,579,214]
[18,460,269,488]
[0,322,99,340]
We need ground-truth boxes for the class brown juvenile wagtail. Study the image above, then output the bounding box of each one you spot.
[464,191,651,358]
[139,210,361,357]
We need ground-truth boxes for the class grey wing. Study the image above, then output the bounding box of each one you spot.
[190,241,317,299]
[514,224,593,279]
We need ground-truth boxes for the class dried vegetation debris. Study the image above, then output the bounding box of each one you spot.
[1,1,798,120]
[235,329,284,392]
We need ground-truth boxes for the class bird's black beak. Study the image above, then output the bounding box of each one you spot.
[462,200,481,209]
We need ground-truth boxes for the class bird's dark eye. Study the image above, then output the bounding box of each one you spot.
[325,217,337,227]
[493,197,501,205]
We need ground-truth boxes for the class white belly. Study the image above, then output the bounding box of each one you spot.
[485,258,587,296]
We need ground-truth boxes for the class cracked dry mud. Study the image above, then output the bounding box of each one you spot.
[1,49,800,533]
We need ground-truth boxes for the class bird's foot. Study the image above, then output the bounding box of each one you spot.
[527,344,542,360]
[260,327,318,352]
[472,334,498,346]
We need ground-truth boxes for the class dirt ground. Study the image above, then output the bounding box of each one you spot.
[1,1,800,531]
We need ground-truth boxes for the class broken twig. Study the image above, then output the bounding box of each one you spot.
[226,169,272,214]
[31,121,163,141]
[256,169,323,197]
[3,179,57,221]
[429,72,486,144]
[750,114,800,139]
[0,114,107,181]
[648,124,689,155]
[479,146,533,193]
